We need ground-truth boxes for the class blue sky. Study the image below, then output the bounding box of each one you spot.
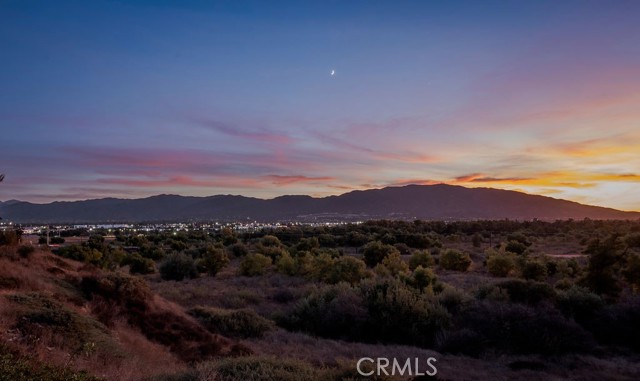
[1,0,639,210]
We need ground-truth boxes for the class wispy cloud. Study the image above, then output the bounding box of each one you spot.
[263,175,336,185]
[194,118,295,145]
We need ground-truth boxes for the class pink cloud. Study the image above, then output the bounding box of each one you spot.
[263,175,336,185]
[98,175,262,189]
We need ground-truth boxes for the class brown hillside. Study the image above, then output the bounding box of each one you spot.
[0,245,244,380]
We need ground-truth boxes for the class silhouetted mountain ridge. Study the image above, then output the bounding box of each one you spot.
[1,184,637,223]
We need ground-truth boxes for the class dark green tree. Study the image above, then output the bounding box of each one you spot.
[582,235,624,299]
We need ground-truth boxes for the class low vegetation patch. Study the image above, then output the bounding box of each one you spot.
[5,292,117,355]
[0,345,101,381]
[153,356,399,381]
[189,306,274,338]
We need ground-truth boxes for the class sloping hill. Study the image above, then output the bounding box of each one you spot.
[1,184,638,223]
[0,247,241,380]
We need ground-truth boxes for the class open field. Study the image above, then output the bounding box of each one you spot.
[2,219,640,380]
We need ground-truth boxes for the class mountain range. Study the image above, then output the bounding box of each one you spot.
[1,184,638,224]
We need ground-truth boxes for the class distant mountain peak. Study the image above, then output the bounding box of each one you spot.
[1,185,637,223]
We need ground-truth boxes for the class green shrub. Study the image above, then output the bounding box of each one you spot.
[439,249,471,271]
[159,253,198,281]
[521,260,547,281]
[122,253,155,274]
[279,283,367,340]
[411,265,436,290]
[196,246,230,276]
[362,241,398,267]
[323,256,367,284]
[380,251,408,276]
[189,306,274,338]
[408,250,434,270]
[437,285,469,314]
[480,279,556,305]
[505,240,528,255]
[310,253,334,280]
[259,246,289,261]
[295,237,320,252]
[260,235,282,247]
[238,253,272,276]
[139,244,165,260]
[556,286,604,322]
[294,252,314,277]
[359,278,451,347]
[486,251,515,277]
[228,242,249,257]
[582,235,624,299]
[275,251,297,275]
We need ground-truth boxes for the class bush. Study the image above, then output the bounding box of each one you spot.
[228,242,249,257]
[362,241,398,267]
[196,246,230,276]
[582,235,624,299]
[408,250,434,270]
[260,246,289,261]
[521,260,547,281]
[411,265,436,290]
[587,297,640,351]
[238,253,272,276]
[437,285,469,314]
[189,306,274,338]
[139,244,165,260]
[359,278,450,347]
[159,253,198,281]
[279,283,368,340]
[505,240,528,255]
[0,230,19,246]
[275,251,297,275]
[260,235,282,247]
[310,253,334,280]
[486,251,515,277]
[484,279,556,305]
[446,301,595,355]
[556,286,604,322]
[17,245,35,258]
[380,251,408,276]
[323,256,368,284]
[123,253,156,274]
[439,249,471,271]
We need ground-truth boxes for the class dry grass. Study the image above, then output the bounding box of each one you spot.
[0,247,241,381]
[243,329,640,381]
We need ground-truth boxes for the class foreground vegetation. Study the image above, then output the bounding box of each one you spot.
[2,218,640,380]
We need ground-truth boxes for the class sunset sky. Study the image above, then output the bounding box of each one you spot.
[1,0,639,210]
